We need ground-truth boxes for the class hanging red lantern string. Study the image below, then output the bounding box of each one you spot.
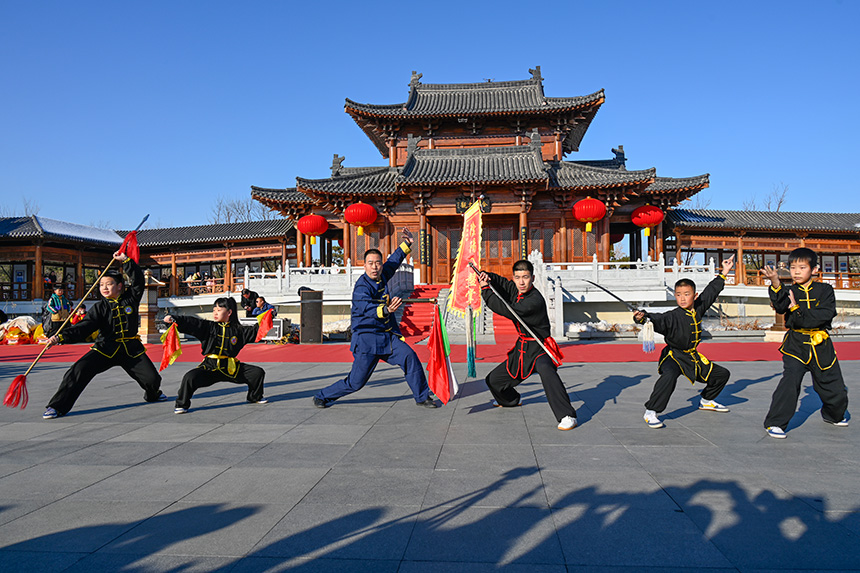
[631,205,664,237]
[296,214,328,245]
[572,197,607,232]
[344,201,378,236]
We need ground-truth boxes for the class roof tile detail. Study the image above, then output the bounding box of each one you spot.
[551,162,655,189]
[667,209,860,233]
[0,216,123,246]
[398,146,549,185]
[135,219,294,247]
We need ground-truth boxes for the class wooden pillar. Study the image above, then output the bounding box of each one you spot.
[675,231,683,264]
[554,134,562,160]
[629,234,637,263]
[519,209,528,259]
[343,221,351,265]
[34,243,43,300]
[225,245,232,292]
[736,235,745,285]
[296,229,304,268]
[419,210,427,283]
[598,218,609,262]
[560,213,568,262]
[384,217,392,258]
[388,139,397,168]
[326,237,333,266]
[170,253,177,296]
[655,220,664,260]
[76,252,83,301]
[305,234,313,267]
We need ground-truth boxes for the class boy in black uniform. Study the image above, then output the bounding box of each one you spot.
[164,297,267,414]
[43,252,166,419]
[760,248,849,438]
[633,256,735,428]
[478,260,577,431]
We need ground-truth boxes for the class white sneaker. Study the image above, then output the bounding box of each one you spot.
[557,416,577,431]
[824,417,849,427]
[174,407,188,415]
[699,399,730,413]
[766,426,786,439]
[644,409,664,429]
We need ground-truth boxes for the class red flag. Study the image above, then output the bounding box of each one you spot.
[119,230,140,263]
[4,375,28,409]
[544,336,564,366]
[255,309,273,342]
[427,305,458,404]
[159,323,182,371]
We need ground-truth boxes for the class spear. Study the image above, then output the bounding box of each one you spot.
[3,215,149,409]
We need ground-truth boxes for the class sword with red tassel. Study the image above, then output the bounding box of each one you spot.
[3,214,149,409]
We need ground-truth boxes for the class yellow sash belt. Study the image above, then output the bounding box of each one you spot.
[206,354,238,375]
[793,329,829,346]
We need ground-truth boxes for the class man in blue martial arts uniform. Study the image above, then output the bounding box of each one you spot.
[313,227,438,409]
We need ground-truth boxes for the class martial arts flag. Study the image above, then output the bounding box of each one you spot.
[255,309,274,342]
[159,323,182,371]
[447,200,482,317]
[118,230,140,263]
[427,304,459,404]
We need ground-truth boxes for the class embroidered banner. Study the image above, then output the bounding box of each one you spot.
[447,200,482,316]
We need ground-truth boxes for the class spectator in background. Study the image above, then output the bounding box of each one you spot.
[252,296,277,318]
[240,288,259,317]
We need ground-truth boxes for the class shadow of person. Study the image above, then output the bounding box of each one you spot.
[568,374,648,424]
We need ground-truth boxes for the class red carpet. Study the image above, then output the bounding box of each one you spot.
[3,340,860,364]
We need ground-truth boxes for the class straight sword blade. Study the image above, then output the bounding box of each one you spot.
[581,279,640,312]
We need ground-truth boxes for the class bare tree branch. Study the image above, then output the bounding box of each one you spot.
[209,196,276,224]
[762,182,789,212]
[742,194,758,211]
[22,198,40,216]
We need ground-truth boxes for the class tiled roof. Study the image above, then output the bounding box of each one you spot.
[550,162,655,189]
[667,209,860,233]
[645,175,710,193]
[296,167,399,195]
[398,146,549,185]
[251,187,312,203]
[345,81,605,118]
[0,216,123,246]
[135,219,294,247]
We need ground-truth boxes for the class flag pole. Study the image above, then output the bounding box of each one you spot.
[467,262,560,366]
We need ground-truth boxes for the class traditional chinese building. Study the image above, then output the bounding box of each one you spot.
[253,67,710,284]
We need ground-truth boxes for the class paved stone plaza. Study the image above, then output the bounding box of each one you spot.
[0,354,858,572]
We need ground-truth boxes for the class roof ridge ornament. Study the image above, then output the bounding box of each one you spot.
[409,70,423,88]
[406,133,422,158]
[529,128,542,152]
[612,145,626,170]
[529,66,543,82]
[331,154,345,177]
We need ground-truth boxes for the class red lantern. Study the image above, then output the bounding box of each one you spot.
[631,205,664,237]
[296,214,328,245]
[572,198,606,232]
[610,233,624,244]
[344,201,378,236]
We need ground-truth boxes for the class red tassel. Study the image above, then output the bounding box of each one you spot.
[119,231,140,263]
[4,375,29,409]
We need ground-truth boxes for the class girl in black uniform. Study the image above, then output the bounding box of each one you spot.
[164,297,267,414]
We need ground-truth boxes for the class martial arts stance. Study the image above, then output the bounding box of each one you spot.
[313,228,437,409]
[43,252,166,419]
[760,247,849,438]
[164,297,267,414]
[633,256,735,428]
[478,260,577,431]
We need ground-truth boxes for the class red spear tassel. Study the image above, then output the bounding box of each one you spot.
[4,375,29,409]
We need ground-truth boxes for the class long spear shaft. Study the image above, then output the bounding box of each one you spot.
[467,262,561,366]
[19,214,150,378]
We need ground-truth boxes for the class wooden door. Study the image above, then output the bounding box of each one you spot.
[432,217,518,283]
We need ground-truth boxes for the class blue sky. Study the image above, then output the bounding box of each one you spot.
[2,1,858,230]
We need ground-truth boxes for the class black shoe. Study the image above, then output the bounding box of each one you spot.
[313,397,329,409]
[416,398,438,409]
[145,391,168,403]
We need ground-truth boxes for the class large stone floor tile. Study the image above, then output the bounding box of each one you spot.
[99,501,292,557]
[251,502,420,560]
[0,464,124,501]
[231,556,401,572]
[436,444,537,471]
[48,440,178,466]
[240,443,352,469]
[423,467,546,508]
[275,423,371,445]
[404,505,565,565]
[303,468,433,506]
[106,421,221,442]
[533,445,640,471]
[358,422,451,444]
[182,467,328,504]
[0,500,170,552]
[188,422,294,444]
[139,441,265,467]
[29,422,147,442]
[541,469,676,510]
[62,553,236,572]
[0,550,87,573]
[65,464,226,502]
[335,441,442,470]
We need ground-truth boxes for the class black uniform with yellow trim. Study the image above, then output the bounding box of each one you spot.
[170,315,265,410]
[636,274,730,413]
[764,280,848,429]
[481,272,576,422]
[46,258,163,416]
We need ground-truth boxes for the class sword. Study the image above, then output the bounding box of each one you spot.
[581,279,641,312]
[468,262,561,366]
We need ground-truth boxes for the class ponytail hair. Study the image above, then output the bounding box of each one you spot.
[213,297,240,327]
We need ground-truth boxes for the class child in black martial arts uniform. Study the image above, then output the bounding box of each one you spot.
[760,247,849,438]
[478,260,577,431]
[164,297,267,414]
[633,256,735,429]
[43,252,166,419]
